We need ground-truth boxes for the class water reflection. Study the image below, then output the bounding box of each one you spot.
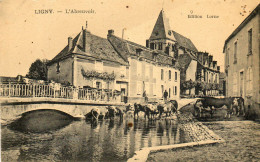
[2,117,188,161]
[8,109,74,133]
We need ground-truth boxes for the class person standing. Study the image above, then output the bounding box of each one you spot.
[143,90,148,103]
[163,90,168,101]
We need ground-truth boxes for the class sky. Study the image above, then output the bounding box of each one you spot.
[0,0,258,77]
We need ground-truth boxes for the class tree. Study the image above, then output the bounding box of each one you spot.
[181,79,196,95]
[26,59,48,80]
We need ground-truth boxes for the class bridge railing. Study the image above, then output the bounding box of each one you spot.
[0,84,120,102]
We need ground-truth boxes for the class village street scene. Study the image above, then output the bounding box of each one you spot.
[0,0,259,161]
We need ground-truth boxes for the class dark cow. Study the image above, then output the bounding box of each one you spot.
[133,103,157,120]
[115,107,124,119]
[106,106,117,119]
[194,97,236,118]
[169,100,178,114]
[85,108,106,121]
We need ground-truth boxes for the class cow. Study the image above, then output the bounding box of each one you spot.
[157,101,177,118]
[134,103,144,119]
[125,104,135,118]
[85,108,100,121]
[133,103,158,120]
[115,107,124,120]
[145,103,158,120]
[194,97,236,118]
[169,100,178,114]
[105,106,117,120]
[85,108,105,121]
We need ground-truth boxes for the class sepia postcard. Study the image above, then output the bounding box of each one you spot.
[0,0,259,161]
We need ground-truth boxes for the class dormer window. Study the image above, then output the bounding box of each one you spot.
[56,62,60,73]
[155,31,159,36]
[150,43,155,50]
[152,52,158,61]
[172,59,175,66]
[136,48,142,56]
[158,43,163,50]
[168,30,172,36]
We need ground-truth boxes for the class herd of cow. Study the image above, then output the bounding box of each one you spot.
[85,100,179,121]
[85,96,246,121]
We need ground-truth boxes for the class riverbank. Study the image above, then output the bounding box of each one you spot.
[147,104,260,162]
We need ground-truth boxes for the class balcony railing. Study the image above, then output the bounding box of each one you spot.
[0,83,122,102]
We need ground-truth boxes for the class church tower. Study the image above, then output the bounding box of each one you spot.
[146,9,178,58]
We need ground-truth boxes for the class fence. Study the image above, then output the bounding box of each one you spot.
[0,83,121,102]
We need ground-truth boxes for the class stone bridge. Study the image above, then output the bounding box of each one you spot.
[0,97,126,124]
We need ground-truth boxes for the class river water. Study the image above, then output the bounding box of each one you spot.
[2,115,188,161]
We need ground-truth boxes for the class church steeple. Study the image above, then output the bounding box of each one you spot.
[149,9,174,41]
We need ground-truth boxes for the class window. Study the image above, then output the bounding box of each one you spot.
[56,62,60,73]
[173,86,175,95]
[226,48,229,66]
[150,43,154,50]
[154,43,157,49]
[96,82,102,89]
[233,73,238,95]
[169,70,171,80]
[158,43,163,50]
[169,88,171,98]
[137,81,142,95]
[137,61,142,76]
[175,72,177,81]
[161,69,164,80]
[136,49,142,56]
[172,45,175,51]
[175,86,177,95]
[234,42,237,63]
[247,67,253,95]
[161,85,164,96]
[248,29,252,55]
[153,83,156,96]
[95,61,103,72]
[145,64,150,78]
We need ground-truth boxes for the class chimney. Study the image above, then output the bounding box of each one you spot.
[213,61,217,68]
[108,29,114,36]
[146,40,150,48]
[197,52,203,62]
[203,52,208,64]
[209,55,213,64]
[83,21,90,52]
[68,37,73,51]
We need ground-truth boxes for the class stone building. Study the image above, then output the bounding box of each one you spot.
[223,4,259,118]
[146,9,220,96]
[47,23,180,103]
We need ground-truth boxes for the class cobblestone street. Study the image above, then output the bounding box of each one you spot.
[147,104,260,162]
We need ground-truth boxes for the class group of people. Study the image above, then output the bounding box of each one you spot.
[142,90,170,103]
